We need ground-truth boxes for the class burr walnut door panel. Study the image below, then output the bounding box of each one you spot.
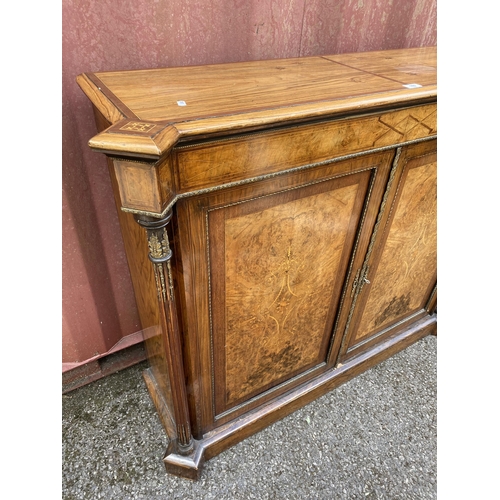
[175,150,396,430]
[338,140,437,362]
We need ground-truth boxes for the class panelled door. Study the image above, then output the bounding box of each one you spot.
[175,149,397,432]
[337,140,437,363]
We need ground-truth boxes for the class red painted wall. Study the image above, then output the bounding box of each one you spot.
[62,0,436,369]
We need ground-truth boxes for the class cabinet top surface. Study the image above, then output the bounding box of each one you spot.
[77,47,436,159]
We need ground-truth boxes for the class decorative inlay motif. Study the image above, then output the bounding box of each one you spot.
[354,158,437,341]
[120,121,156,132]
[176,104,437,192]
[121,135,436,219]
[221,184,359,405]
[372,106,437,147]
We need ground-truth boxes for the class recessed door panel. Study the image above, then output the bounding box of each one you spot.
[354,159,437,341]
[209,170,371,414]
[224,185,357,404]
[342,140,437,358]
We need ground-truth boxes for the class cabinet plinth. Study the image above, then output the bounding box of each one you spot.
[77,46,437,479]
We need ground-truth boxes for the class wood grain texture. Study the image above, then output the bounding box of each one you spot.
[175,103,436,192]
[353,157,437,341]
[173,87,436,144]
[179,151,393,426]
[93,57,401,122]
[202,314,436,462]
[174,198,215,434]
[65,0,437,371]
[112,156,176,214]
[142,367,177,441]
[113,160,162,212]
[106,160,176,427]
[334,140,437,362]
[88,120,180,160]
[324,46,437,86]
[77,47,436,160]
[136,213,195,454]
[221,184,358,407]
[76,73,126,124]
[98,112,172,404]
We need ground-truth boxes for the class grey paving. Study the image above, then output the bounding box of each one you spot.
[62,335,436,499]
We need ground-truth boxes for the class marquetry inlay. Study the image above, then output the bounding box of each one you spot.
[220,183,359,405]
[354,158,437,342]
[120,121,156,132]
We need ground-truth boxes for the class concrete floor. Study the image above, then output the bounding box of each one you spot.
[62,335,436,499]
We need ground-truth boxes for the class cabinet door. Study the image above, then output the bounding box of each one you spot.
[175,150,395,432]
[337,140,437,362]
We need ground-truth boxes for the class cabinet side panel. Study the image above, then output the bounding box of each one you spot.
[353,154,437,342]
[106,159,176,432]
[95,109,173,384]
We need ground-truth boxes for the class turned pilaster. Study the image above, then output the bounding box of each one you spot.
[135,211,194,456]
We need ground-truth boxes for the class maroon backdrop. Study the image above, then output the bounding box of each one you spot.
[62,0,436,373]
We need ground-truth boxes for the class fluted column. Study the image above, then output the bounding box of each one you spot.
[135,210,194,455]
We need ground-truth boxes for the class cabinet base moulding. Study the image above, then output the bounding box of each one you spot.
[145,314,436,478]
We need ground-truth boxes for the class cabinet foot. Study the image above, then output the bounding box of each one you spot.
[163,439,205,480]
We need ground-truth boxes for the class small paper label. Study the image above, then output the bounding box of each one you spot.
[177,100,187,106]
[403,83,422,89]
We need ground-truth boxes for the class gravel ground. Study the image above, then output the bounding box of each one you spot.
[62,335,436,499]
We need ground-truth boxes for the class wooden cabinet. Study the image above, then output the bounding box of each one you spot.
[77,46,437,479]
